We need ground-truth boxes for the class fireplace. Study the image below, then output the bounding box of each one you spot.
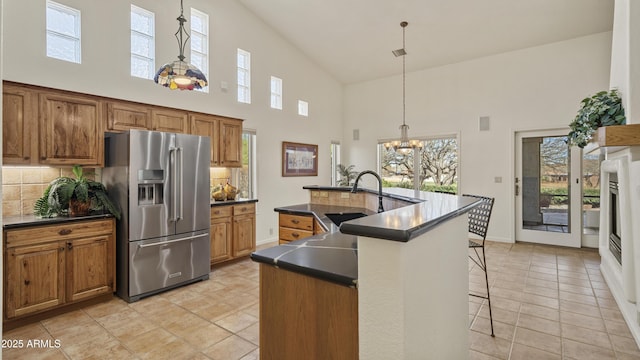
[598,147,640,346]
[608,173,621,264]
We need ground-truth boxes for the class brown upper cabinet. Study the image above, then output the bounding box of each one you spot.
[219,119,243,167]
[2,81,243,168]
[190,114,243,167]
[151,108,189,133]
[105,101,151,132]
[39,92,104,166]
[2,84,37,165]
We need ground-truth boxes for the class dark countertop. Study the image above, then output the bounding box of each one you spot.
[210,198,258,207]
[252,188,479,287]
[251,232,358,286]
[3,213,114,229]
[303,186,478,242]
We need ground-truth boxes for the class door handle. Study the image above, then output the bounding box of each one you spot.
[169,147,178,222]
[178,147,184,221]
[515,184,520,196]
[138,233,209,249]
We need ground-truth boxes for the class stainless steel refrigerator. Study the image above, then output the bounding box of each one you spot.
[103,130,211,302]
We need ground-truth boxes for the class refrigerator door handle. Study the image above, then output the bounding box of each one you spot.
[178,146,184,221]
[137,233,209,248]
[169,147,178,222]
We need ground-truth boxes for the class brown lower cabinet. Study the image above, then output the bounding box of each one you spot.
[210,203,256,265]
[260,264,358,359]
[278,213,325,244]
[3,218,115,329]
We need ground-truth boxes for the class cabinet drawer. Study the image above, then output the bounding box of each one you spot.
[279,227,313,242]
[211,206,232,219]
[5,219,113,248]
[279,213,313,231]
[233,203,255,216]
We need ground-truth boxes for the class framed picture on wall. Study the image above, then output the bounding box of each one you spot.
[282,141,318,177]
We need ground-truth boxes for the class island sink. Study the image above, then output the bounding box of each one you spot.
[325,212,368,226]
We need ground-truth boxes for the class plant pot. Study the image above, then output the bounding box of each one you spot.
[69,199,91,217]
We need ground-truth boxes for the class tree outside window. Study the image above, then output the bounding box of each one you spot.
[379,137,458,193]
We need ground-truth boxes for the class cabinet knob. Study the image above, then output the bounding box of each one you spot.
[214,210,220,215]
[67,242,73,250]
[292,232,299,238]
[291,219,300,224]
[59,229,72,236]
[24,280,30,286]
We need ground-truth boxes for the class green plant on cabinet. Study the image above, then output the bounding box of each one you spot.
[33,165,121,219]
[567,89,626,148]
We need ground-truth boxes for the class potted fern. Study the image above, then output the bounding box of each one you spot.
[34,165,121,219]
[567,89,626,148]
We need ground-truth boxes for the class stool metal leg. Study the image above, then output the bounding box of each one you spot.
[481,246,494,337]
[469,244,494,337]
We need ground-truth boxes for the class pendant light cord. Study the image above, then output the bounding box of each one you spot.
[402,23,406,127]
[175,0,189,61]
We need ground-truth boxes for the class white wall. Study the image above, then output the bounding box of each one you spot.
[1,0,343,244]
[610,0,640,123]
[343,32,612,242]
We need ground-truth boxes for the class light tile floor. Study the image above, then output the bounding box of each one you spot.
[3,241,640,359]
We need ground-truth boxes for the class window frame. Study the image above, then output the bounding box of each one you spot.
[298,100,309,117]
[231,129,257,200]
[330,141,341,187]
[130,4,155,80]
[190,7,209,93]
[377,133,460,193]
[237,48,252,104]
[46,0,81,64]
[270,76,283,110]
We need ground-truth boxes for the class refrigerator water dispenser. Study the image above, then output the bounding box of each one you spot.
[137,169,164,205]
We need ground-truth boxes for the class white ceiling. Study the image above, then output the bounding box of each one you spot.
[238,0,614,84]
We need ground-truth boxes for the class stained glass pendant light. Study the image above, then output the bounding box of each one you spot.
[384,21,422,154]
[154,0,208,90]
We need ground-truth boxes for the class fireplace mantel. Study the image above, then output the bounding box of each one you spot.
[584,124,640,155]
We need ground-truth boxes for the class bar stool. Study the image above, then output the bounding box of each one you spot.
[464,194,495,337]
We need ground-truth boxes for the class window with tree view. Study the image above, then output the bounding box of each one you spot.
[378,136,458,193]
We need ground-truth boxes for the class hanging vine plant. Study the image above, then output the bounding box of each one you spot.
[567,89,626,148]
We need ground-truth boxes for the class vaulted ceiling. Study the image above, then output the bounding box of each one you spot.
[238,0,614,84]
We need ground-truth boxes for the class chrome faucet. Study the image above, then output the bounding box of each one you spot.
[351,170,384,213]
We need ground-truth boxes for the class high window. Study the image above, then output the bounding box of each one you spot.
[190,8,209,93]
[130,5,155,79]
[237,49,251,103]
[46,0,81,63]
[298,100,309,117]
[378,135,459,193]
[270,76,283,109]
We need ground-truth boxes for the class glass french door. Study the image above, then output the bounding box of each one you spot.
[515,130,582,247]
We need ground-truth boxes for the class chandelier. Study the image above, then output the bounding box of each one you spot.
[383,21,422,154]
[154,0,208,90]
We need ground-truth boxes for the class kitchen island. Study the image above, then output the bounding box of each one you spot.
[252,186,479,360]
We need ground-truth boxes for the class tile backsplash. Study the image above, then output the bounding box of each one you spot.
[2,167,97,217]
[2,166,236,217]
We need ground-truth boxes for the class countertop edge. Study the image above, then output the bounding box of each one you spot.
[210,198,258,207]
[339,200,480,242]
[3,213,115,229]
[250,252,357,288]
